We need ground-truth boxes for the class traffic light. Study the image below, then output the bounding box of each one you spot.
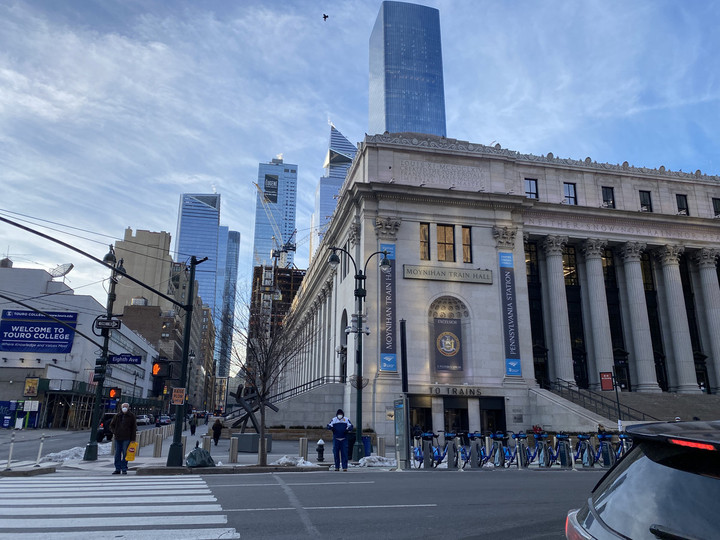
[93,365,106,383]
[108,387,122,400]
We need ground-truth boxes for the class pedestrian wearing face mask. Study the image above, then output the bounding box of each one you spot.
[327,409,353,471]
[110,402,137,475]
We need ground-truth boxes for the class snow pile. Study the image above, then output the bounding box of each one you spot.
[270,455,320,467]
[42,442,111,463]
[357,456,397,468]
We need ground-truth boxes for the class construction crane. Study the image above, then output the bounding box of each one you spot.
[253,182,296,267]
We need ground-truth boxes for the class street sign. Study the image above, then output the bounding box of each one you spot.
[108,354,142,365]
[95,318,121,329]
[171,387,185,406]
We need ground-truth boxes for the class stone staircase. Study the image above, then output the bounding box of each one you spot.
[613,392,720,422]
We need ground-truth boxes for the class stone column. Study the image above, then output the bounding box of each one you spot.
[655,246,700,394]
[541,236,575,384]
[581,239,615,388]
[619,242,660,392]
[694,249,720,391]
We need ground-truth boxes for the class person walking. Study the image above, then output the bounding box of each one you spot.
[211,418,223,446]
[327,408,353,471]
[110,402,137,475]
[189,414,197,436]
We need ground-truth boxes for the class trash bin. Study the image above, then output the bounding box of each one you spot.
[362,436,372,456]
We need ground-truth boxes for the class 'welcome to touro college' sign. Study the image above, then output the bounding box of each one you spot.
[0,310,78,354]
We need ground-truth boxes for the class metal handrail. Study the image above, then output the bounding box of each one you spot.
[269,376,345,403]
[551,379,660,421]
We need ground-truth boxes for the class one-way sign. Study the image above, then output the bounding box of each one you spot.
[95,318,121,329]
[108,354,142,365]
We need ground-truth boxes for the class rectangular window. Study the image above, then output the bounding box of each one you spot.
[420,223,430,261]
[563,183,577,205]
[676,194,689,216]
[462,226,472,263]
[437,224,455,262]
[713,198,720,217]
[524,178,538,199]
[639,190,653,212]
[601,186,615,208]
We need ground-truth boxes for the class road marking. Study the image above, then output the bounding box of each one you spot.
[208,480,375,487]
[0,528,240,540]
[0,504,223,516]
[0,515,229,529]
[274,475,321,538]
[0,495,217,505]
[0,488,210,497]
[305,504,438,510]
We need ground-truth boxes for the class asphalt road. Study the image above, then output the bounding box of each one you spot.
[204,467,604,539]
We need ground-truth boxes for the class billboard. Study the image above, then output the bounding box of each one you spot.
[264,174,278,203]
[0,310,78,354]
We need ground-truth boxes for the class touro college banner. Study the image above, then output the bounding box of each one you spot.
[499,253,522,376]
[379,243,396,371]
[0,310,78,354]
[434,318,463,371]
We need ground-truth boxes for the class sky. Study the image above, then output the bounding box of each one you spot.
[1,0,720,308]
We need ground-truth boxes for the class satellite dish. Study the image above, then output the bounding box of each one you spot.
[49,263,74,278]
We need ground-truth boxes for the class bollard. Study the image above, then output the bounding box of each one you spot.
[5,433,15,470]
[299,437,308,460]
[422,439,433,469]
[181,435,186,461]
[202,436,211,452]
[316,439,325,462]
[34,433,46,467]
[111,438,116,457]
[229,437,239,463]
[446,437,458,470]
[153,434,163,457]
[470,439,481,468]
[377,437,385,458]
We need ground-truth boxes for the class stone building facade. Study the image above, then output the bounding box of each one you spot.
[274,133,720,440]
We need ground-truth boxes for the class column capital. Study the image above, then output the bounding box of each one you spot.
[541,235,568,256]
[619,241,647,262]
[492,225,517,250]
[654,245,685,266]
[581,238,607,259]
[348,221,361,247]
[693,248,720,269]
[374,216,401,240]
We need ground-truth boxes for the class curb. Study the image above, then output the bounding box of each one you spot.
[0,466,56,477]
[136,464,334,475]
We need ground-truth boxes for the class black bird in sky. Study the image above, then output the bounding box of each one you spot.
[323,14,329,21]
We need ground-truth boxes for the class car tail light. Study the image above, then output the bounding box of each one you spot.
[565,511,595,539]
[668,438,716,451]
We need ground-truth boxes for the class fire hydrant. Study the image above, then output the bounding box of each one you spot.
[316,438,325,462]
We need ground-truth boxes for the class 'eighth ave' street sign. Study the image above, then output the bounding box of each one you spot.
[108,354,142,365]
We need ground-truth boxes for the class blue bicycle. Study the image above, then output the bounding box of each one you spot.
[614,433,632,461]
[593,432,616,467]
[504,432,529,468]
[575,434,595,467]
[526,431,551,467]
[412,432,449,468]
[458,431,483,469]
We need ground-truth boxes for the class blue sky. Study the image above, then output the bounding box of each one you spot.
[1,0,719,306]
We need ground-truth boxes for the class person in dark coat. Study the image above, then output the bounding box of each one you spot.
[189,414,197,436]
[327,408,353,471]
[211,419,223,446]
[109,403,137,475]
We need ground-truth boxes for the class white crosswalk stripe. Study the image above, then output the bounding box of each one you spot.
[0,475,240,539]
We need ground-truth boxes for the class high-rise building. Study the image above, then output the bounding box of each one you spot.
[217,229,240,378]
[369,1,446,137]
[310,125,357,258]
[252,157,297,267]
[175,194,221,314]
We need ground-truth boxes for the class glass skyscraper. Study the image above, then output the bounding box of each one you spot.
[310,125,357,257]
[369,1,446,137]
[217,229,240,378]
[252,157,297,267]
[175,194,221,315]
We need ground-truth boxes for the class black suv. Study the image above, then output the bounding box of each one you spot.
[566,420,720,539]
[96,413,116,442]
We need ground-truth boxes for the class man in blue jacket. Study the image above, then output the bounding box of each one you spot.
[327,409,353,471]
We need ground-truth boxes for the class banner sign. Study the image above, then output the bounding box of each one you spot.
[434,318,463,371]
[499,253,522,376]
[108,354,142,365]
[379,243,397,371]
[264,174,278,203]
[0,310,77,353]
[24,378,39,397]
[600,372,614,391]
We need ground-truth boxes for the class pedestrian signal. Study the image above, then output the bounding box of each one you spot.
[108,387,122,399]
[152,361,170,378]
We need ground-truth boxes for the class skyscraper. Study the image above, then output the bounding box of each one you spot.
[175,194,221,314]
[369,1,446,137]
[217,229,240,378]
[252,157,297,267]
[310,125,357,257]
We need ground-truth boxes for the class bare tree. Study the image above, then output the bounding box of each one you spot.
[228,265,308,466]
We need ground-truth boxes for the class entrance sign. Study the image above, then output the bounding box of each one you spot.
[403,265,492,284]
[600,372,614,391]
[499,253,522,376]
[379,243,397,371]
[0,310,77,353]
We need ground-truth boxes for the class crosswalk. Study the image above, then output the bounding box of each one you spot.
[0,475,240,539]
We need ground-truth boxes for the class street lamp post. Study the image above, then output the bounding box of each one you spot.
[167,256,206,467]
[184,350,195,431]
[83,245,124,461]
[328,247,391,461]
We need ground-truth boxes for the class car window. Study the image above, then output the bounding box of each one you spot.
[581,441,720,539]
